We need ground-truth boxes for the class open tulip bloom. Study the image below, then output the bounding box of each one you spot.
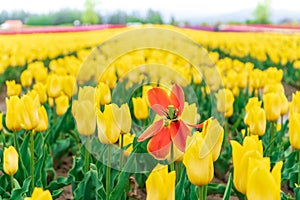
[137,83,203,160]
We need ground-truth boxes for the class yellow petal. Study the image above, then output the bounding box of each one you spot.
[3,146,19,176]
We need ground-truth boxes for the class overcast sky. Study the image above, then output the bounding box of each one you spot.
[1,0,300,19]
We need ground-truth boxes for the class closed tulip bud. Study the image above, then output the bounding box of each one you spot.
[289,113,300,150]
[34,67,48,84]
[55,95,69,116]
[231,135,263,194]
[246,106,266,136]
[6,96,23,131]
[263,92,281,122]
[95,82,111,107]
[263,83,284,94]
[246,158,282,200]
[96,104,121,144]
[289,91,300,116]
[266,67,283,84]
[132,97,149,120]
[78,86,95,103]
[24,187,52,200]
[48,97,54,108]
[33,83,47,103]
[20,70,33,87]
[3,146,19,176]
[46,75,61,98]
[6,80,22,97]
[237,72,247,89]
[118,104,132,134]
[245,97,262,113]
[249,69,265,89]
[72,100,96,136]
[279,93,288,116]
[35,106,48,132]
[215,88,234,117]
[145,164,175,200]
[20,95,40,130]
[62,75,77,98]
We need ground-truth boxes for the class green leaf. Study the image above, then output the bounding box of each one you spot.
[10,177,31,199]
[175,167,187,199]
[46,176,72,192]
[222,173,233,200]
[51,138,71,159]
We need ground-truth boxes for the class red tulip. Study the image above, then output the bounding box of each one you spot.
[138,84,202,160]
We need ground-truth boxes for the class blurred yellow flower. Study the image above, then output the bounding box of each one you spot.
[132,97,149,120]
[24,187,52,200]
[215,88,234,118]
[289,113,300,150]
[6,80,22,97]
[6,96,23,131]
[3,146,19,176]
[263,92,281,122]
[73,100,96,136]
[95,82,111,107]
[55,95,69,116]
[46,75,61,98]
[20,70,33,87]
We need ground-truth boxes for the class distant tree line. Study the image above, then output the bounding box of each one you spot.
[0,8,165,26]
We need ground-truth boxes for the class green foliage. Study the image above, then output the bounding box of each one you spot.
[252,0,272,24]
[81,0,100,24]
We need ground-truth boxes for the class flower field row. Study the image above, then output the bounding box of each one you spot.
[0,25,299,200]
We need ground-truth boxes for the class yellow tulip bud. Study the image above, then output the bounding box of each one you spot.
[35,106,48,132]
[279,93,288,116]
[6,96,23,131]
[118,104,132,134]
[78,86,95,103]
[55,95,69,116]
[246,159,282,200]
[245,97,262,113]
[46,75,61,98]
[215,88,234,117]
[183,131,214,186]
[6,80,22,97]
[20,70,33,87]
[95,82,111,107]
[72,100,96,136]
[289,91,300,116]
[62,75,77,98]
[265,67,283,84]
[3,146,19,176]
[244,106,266,136]
[20,95,40,130]
[96,104,121,144]
[132,97,149,120]
[263,92,281,122]
[145,164,175,200]
[289,113,300,150]
[34,67,48,84]
[237,72,247,89]
[33,83,47,103]
[48,97,54,108]
[249,69,265,89]
[231,135,263,194]
[24,187,52,200]
[264,83,284,94]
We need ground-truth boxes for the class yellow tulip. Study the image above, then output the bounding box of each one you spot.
[19,95,40,130]
[181,102,200,126]
[35,106,48,132]
[231,135,263,194]
[46,75,61,98]
[119,133,135,157]
[249,69,265,89]
[77,86,95,103]
[146,164,175,200]
[279,93,289,116]
[72,100,96,136]
[55,95,69,116]
[183,118,224,186]
[245,106,266,136]
[132,97,149,120]
[3,146,19,176]
[48,97,54,108]
[6,80,22,97]
[5,96,23,131]
[237,72,247,89]
[33,83,47,103]
[24,187,52,200]
[263,92,281,122]
[142,85,153,105]
[0,112,2,131]
[289,113,300,150]
[20,70,33,87]
[62,75,77,98]
[263,83,284,94]
[215,88,234,117]
[246,158,282,200]
[96,104,121,144]
[95,82,111,107]
[117,104,132,134]
[289,91,300,116]
[245,97,262,113]
[265,67,283,84]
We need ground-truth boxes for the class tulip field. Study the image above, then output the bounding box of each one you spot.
[1,25,300,200]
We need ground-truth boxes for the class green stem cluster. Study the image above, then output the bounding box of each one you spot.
[198,185,207,200]
[106,145,111,200]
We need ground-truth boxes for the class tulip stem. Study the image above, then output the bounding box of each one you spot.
[30,130,35,192]
[298,150,300,185]
[13,132,18,151]
[198,185,207,200]
[120,134,124,168]
[170,143,175,172]
[10,175,14,191]
[84,136,90,173]
[106,144,111,199]
[269,122,276,156]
